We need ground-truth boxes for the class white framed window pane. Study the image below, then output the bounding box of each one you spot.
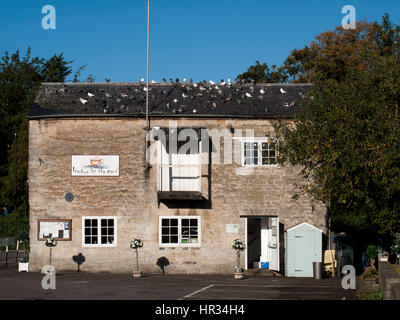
[244,142,258,165]
[82,217,117,247]
[161,218,179,244]
[160,217,200,246]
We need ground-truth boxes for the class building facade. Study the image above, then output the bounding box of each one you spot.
[28,82,327,274]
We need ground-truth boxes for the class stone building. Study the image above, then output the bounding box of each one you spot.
[28,82,327,274]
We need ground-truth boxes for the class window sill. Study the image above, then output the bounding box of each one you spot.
[159,245,201,248]
[82,244,117,248]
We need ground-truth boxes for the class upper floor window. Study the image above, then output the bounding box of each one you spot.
[243,139,277,166]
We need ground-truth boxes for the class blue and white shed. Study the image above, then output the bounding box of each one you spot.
[285,222,323,277]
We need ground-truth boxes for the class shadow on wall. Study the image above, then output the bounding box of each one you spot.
[156,256,170,275]
[72,253,86,272]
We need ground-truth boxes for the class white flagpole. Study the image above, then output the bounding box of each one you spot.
[146,0,150,129]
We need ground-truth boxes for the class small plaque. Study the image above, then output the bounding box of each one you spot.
[226,224,238,233]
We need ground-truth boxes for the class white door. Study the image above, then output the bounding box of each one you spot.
[259,216,279,271]
[268,217,279,271]
[159,142,201,192]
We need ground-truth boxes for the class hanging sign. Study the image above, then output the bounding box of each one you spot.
[72,155,120,176]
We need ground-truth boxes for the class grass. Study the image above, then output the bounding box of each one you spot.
[356,286,383,300]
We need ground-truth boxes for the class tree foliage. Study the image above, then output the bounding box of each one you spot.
[273,15,400,235]
[236,60,287,83]
[0,48,86,237]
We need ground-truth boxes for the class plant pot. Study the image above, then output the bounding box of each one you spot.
[18,262,29,272]
[234,272,244,280]
[133,271,143,278]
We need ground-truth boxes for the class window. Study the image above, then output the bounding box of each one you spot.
[159,216,201,247]
[243,139,277,166]
[82,217,117,247]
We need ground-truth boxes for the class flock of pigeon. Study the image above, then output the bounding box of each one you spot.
[51,78,307,116]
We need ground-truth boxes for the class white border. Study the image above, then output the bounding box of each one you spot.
[82,216,118,248]
[158,216,201,248]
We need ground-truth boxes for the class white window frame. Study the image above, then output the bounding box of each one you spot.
[240,137,278,167]
[82,216,117,248]
[158,216,201,248]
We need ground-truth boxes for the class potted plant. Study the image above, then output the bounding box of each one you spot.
[18,255,29,272]
[232,239,245,279]
[130,238,143,278]
[361,245,378,281]
[45,237,57,265]
[379,251,389,262]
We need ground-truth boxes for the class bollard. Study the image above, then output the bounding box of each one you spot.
[5,245,8,268]
[313,261,322,279]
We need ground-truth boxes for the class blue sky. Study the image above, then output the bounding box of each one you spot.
[1,0,399,83]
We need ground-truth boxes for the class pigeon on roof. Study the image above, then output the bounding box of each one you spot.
[210,80,216,85]
[105,78,110,83]
[80,98,88,104]
[141,78,145,83]
[88,92,95,97]
[260,89,266,94]
[193,83,198,88]
[245,93,252,98]
[280,88,287,94]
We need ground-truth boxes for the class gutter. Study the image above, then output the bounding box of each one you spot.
[27,113,295,120]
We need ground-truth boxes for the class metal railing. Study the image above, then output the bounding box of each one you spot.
[158,164,202,193]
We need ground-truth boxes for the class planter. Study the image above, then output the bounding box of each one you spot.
[18,262,29,272]
[379,254,389,262]
[234,272,244,280]
[133,271,143,278]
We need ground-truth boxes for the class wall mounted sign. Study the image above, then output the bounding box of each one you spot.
[38,219,72,241]
[226,224,239,233]
[72,155,119,176]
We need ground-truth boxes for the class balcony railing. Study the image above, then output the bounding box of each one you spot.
[157,164,202,200]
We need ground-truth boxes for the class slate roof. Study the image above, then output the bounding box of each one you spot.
[28,82,313,119]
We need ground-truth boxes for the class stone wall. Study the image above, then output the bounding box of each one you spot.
[28,117,326,273]
[378,260,400,300]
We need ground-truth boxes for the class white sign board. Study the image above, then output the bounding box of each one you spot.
[72,155,119,176]
[226,224,239,233]
[38,220,71,240]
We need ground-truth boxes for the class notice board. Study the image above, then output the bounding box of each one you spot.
[38,219,72,241]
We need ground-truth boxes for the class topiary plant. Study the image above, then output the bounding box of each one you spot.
[365,245,378,269]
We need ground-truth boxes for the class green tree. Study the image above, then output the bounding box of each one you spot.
[236,60,286,83]
[40,52,73,82]
[280,15,400,83]
[0,48,82,237]
[273,52,400,235]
